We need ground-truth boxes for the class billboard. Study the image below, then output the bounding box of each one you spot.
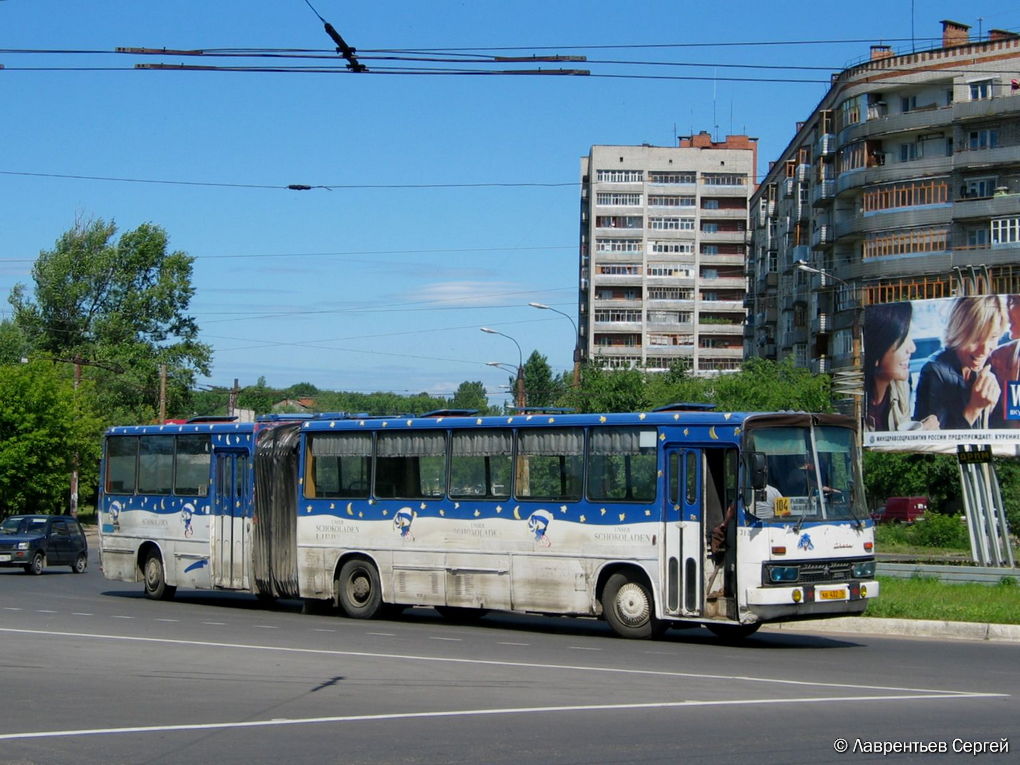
[862,295,1020,455]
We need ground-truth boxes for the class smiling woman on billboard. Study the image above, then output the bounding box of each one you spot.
[913,296,1006,430]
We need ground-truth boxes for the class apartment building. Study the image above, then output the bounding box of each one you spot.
[748,20,1020,390]
[579,134,757,374]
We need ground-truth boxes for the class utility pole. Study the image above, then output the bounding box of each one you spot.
[158,363,167,423]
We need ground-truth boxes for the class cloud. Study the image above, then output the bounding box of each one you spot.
[407,281,530,308]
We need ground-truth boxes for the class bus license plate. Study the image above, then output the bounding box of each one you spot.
[818,589,846,600]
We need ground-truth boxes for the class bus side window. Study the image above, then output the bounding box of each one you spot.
[306,434,371,499]
[516,428,583,501]
[375,431,446,499]
[587,427,656,502]
[106,436,138,494]
[450,430,512,499]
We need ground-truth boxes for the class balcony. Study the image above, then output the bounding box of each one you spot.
[953,94,1020,124]
[782,178,795,199]
[815,133,835,157]
[811,356,830,375]
[796,163,812,182]
[811,225,833,249]
[812,313,832,334]
[810,180,835,206]
[953,193,1020,220]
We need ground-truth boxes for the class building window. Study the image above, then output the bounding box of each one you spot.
[703,173,747,186]
[861,180,949,212]
[650,241,693,254]
[960,177,996,199]
[649,171,695,184]
[991,217,1020,246]
[899,142,920,162]
[863,227,949,259]
[595,238,642,253]
[966,227,989,248]
[596,169,643,182]
[596,192,642,206]
[647,310,692,324]
[968,79,994,100]
[597,264,641,276]
[967,129,998,150]
[648,195,695,207]
[649,216,694,230]
[594,309,642,323]
[702,245,719,255]
[595,215,643,229]
[647,287,694,301]
[646,264,692,278]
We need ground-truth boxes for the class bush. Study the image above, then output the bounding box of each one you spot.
[911,513,970,549]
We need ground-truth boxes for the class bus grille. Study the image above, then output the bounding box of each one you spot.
[797,560,854,582]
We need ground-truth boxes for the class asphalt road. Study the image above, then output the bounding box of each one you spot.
[1,546,1017,765]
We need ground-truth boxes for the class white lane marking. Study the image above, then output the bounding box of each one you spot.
[202,622,225,626]
[3,607,24,611]
[0,627,994,698]
[111,616,134,620]
[313,629,336,633]
[568,646,601,651]
[366,632,394,637]
[429,636,462,642]
[497,642,529,646]
[255,625,279,630]
[72,613,93,617]
[0,693,1004,742]
[36,610,58,614]
[155,619,178,623]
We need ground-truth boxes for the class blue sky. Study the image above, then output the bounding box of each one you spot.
[2,1,1016,405]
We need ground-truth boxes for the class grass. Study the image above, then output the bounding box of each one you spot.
[865,576,1020,624]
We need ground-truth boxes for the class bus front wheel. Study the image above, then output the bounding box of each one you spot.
[602,572,662,639]
[143,552,176,601]
[337,559,382,619]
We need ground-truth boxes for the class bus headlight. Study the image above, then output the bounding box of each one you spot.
[852,561,876,578]
[17,542,29,550]
[765,565,799,583]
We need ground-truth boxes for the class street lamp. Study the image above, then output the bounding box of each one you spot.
[480,328,525,408]
[529,302,581,388]
[793,260,863,436]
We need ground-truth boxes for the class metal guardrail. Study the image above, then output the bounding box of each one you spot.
[878,562,1020,585]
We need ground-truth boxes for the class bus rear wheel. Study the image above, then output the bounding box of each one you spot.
[602,572,662,639]
[337,559,382,619]
[143,552,176,601]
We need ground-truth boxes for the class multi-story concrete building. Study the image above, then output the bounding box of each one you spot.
[579,134,757,374]
[747,20,1020,400]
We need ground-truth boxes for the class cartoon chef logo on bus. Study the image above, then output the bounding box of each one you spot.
[527,509,553,547]
[393,507,416,541]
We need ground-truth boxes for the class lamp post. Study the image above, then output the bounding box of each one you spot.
[793,260,863,434]
[529,302,581,388]
[481,328,525,409]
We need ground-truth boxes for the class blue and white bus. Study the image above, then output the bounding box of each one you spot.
[98,406,878,639]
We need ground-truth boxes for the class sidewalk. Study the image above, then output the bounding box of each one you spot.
[764,616,1020,643]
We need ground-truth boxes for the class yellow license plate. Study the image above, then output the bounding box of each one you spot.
[818,589,846,600]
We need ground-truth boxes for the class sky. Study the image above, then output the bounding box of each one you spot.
[2,0,1017,406]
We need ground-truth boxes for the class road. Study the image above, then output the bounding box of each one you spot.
[1,546,1017,765]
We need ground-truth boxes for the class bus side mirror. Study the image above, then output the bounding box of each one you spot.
[749,452,767,491]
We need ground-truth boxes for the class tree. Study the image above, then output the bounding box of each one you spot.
[0,361,102,516]
[559,363,651,413]
[9,218,212,423]
[522,351,562,408]
[450,381,489,412]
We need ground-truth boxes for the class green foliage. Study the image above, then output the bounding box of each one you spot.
[8,218,212,424]
[559,362,651,413]
[862,452,961,514]
[522,351,563,408]
[0,361,102,516]
[450,381,491,413]
[910,513,971,549]
[865,576,1020,624]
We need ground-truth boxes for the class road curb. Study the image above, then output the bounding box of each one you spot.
[764,616,1020,642]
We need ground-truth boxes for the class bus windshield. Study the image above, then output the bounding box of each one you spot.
[745,424,865,523]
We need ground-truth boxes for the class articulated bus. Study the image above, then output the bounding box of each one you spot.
[98,406,878,639]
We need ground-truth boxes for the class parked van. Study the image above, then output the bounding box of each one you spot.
[875,496,928,524]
